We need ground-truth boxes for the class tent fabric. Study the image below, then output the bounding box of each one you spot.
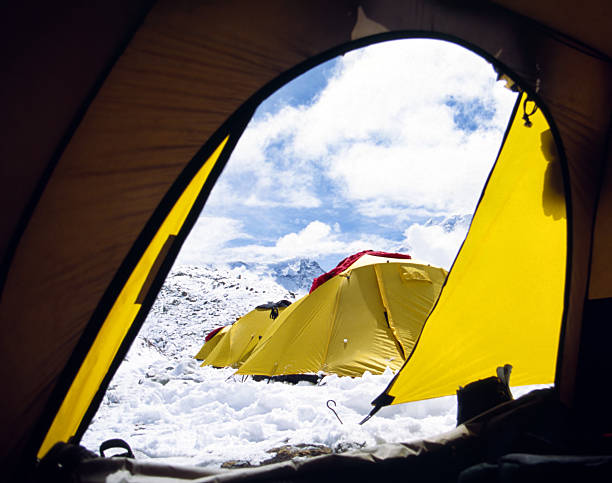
[0,1,155,272]
[309,250,412,292]
[0,0,611,475]
[38,137,230,458]
[490,1,612,59]
[198,303,291,369]
[204,326,225,343]
[588,144,612,300]
[373,93,566,407]
[194,326,231,361]
[237,257,447,377]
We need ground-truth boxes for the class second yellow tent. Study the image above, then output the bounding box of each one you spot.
[237,255,447,377]
[200,301,291,368]
[194,325,231,361]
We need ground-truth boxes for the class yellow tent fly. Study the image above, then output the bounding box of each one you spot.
[198,302,291,368]
[194,325,231,361]
[237,255,447,377]
[367,92,567,416]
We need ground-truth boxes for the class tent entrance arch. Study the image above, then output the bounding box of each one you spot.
[41,35,568,462]
[4,3,610,477]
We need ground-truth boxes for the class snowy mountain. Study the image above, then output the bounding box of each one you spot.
[424,213,472,232]
[268,258,324,292]
[229,258,324,293]
[140,263,304,360]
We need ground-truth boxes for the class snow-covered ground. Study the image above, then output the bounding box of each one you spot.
[82,262,541,469]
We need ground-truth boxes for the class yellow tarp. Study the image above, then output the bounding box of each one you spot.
[198,305,290,368]
[378,95,567,406]
[237,258,447,377]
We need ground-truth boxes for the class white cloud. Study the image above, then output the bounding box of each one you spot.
[179,220,402,266]
[188,39,518,268]
[230,220,397,264]
[401,218,471,270]
[175,216,250,265]
[326,127,503,215]
[177,216,469,269]
[210,38,516,217]
[177,216,471,271]
[313,41,515,216]
[275,220,332,252]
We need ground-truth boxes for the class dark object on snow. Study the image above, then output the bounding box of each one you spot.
[261,444,333,466]
[221,459,254,469]
[252,373,323,385]
[457,365,513,425]
[256,299,292,319]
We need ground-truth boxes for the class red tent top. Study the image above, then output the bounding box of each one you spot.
[204,326,225,342]
[309,250,412,293]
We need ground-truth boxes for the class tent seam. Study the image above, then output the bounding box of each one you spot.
[374,265,406,360]
[321,275,346,372]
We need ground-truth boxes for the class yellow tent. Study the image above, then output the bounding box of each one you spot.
[366,92,568,417]
[237,255,447,377]
[198,301,291,368]
[193,325,230,361]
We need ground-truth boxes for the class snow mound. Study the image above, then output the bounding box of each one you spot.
[82,341,458,468]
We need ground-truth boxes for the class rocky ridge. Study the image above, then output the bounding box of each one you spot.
[139,259,323,360]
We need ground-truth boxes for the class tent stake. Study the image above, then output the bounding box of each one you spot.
[326,400,343,424]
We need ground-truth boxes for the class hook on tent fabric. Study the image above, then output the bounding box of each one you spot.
[522,97,538,127]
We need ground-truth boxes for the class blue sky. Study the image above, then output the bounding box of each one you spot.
[255,59,340,118]
[177,39,517,271]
